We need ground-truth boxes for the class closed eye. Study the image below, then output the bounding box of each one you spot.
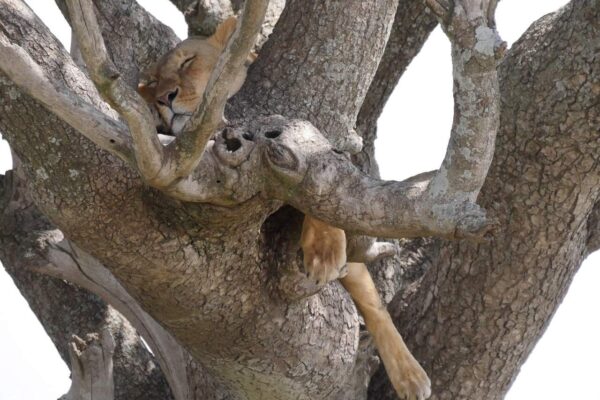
[180,56,196,69]
[145,80,158,88]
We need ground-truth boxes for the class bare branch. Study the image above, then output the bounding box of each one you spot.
[0,35,133,164]
[165,0,269,182]
[160,116,495,240]
[60,330,116,400]
[65,0,164,182]
[422,0,505,211]
[270,122,495,240]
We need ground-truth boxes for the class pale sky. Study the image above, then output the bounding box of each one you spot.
[1,1,599,399]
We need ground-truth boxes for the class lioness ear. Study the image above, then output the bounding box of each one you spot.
[137,69,157,104]
[209,17,238,49]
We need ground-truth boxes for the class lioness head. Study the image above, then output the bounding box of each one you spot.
[137,17,249,135]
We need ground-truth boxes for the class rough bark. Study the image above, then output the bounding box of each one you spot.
[1,0,496,397]
[231,0,401,154]
[0,165,174,400]
[166,0,284,45]
[55,0,180,86]
[354,0,438,176]
[369,1,600,398]
[0,2,359,398]
[1,0,598,400]
[0,165,240,400]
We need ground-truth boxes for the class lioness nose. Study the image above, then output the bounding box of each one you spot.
[157,88,179,107]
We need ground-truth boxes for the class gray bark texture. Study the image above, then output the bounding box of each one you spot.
[370,0,600,398]
[0,0,598,399]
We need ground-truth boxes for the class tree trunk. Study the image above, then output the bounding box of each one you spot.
[369,1,600,398]
[1,0,598,399]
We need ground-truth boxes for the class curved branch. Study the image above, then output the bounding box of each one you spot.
[159,116,496,240]
[268,121,495,240]
[424,0,505,203]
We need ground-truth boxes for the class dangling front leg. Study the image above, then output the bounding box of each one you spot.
[341,262,431,400]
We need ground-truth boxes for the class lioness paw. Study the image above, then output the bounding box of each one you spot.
[303,247,346,286]
[300,216,347,286]
[388,355,431,400]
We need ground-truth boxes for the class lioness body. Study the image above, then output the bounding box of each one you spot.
[137,17,431,400]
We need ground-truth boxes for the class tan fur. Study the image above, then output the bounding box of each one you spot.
[300,215,348,284]
[341,263,431,400]
[139,19,431,399]
[137,17,246,135]
[302,219,431,398]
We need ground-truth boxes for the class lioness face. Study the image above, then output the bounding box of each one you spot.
[137,18,245,135]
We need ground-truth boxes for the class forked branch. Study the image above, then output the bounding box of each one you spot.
[66,0,164,182]
[65,0,268,188]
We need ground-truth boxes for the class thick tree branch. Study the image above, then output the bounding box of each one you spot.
[231,0,400,153]
[0,35,133,164]
[0,162,175,400]
[157,117,495,240]
[1,158,237,400]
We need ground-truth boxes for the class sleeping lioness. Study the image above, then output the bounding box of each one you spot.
[137,18,431,400]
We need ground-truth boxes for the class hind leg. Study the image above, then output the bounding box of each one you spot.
[340,262,431,400]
